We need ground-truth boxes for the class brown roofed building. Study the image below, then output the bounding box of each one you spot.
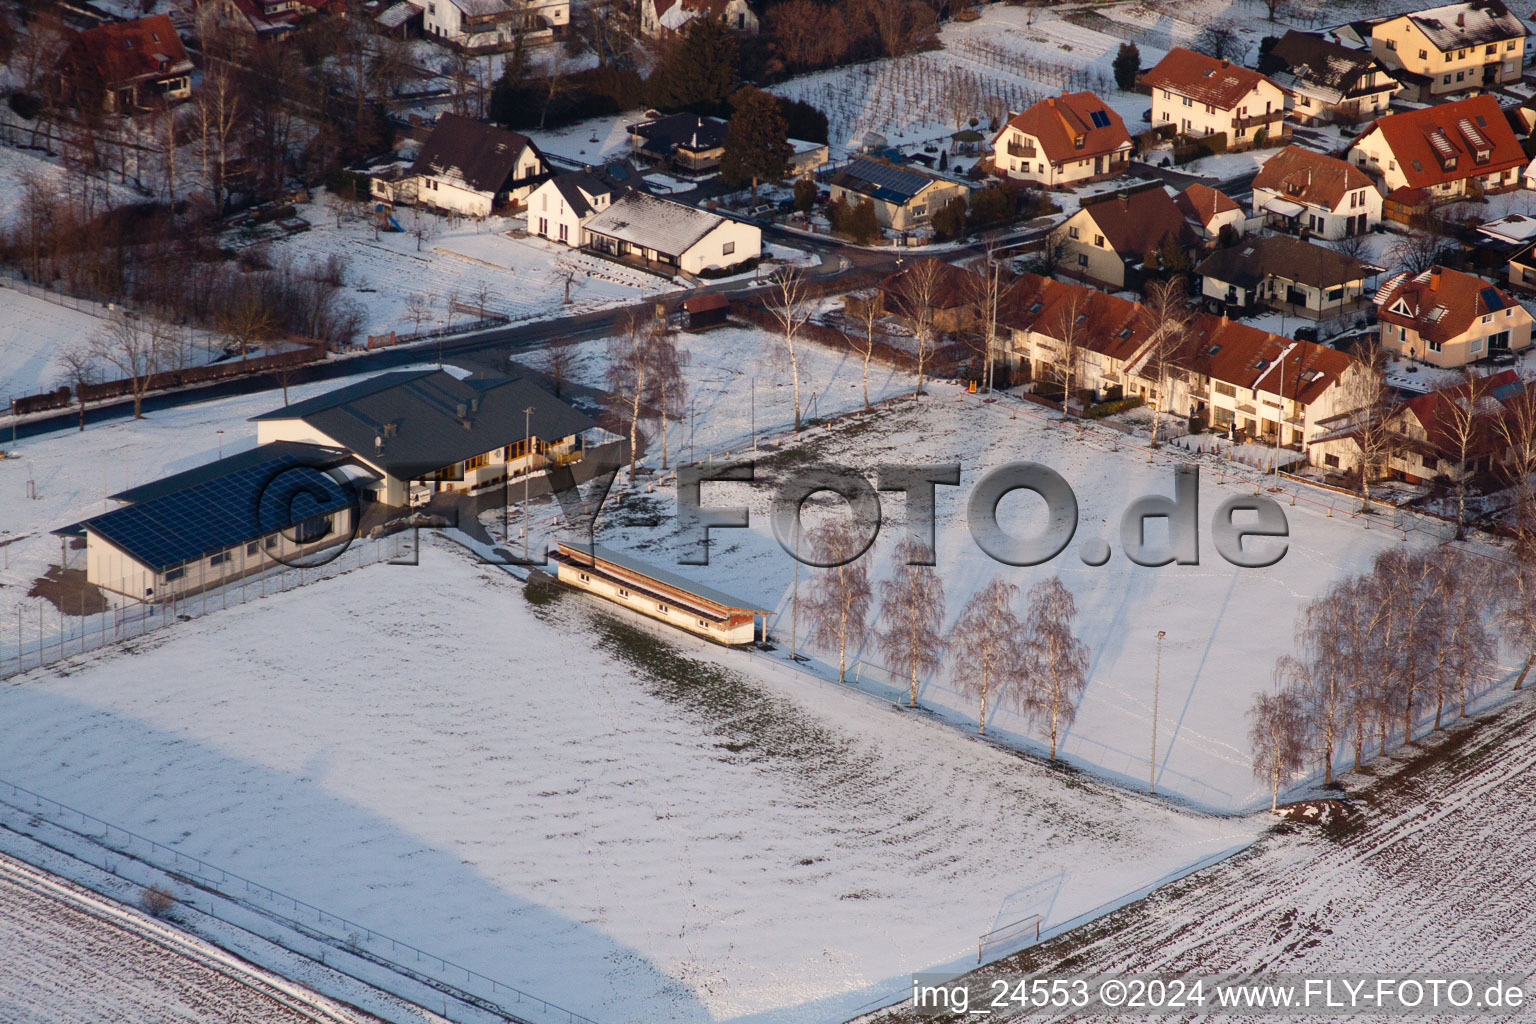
[1196,234,1378,319]
[1057,185,1198,289]
[1375,265,1534,366]
[1173,183,1245,242]
[1258,30,1399,125]
[406,114,548,216]
[1347,94,1524,201]
[1141,47,1289,150]
[1251,145,1383,240]
[1000,272,1360,447]
[58,15,193,114]
[992,91,1133,188]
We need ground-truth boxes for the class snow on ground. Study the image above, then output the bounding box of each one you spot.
[876,686,1536,1023]
[0,854,385,1024]
[0,144,144,230]
[258,203,669,338]
[0,539,1257,1024]
[0,286,116,406]
[586,369,1517,812]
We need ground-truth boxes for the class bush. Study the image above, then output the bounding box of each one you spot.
[967,185,1014,228]
[932,196,968,239]
[792,178,817,213]
[324,168,371,202]
[140,885,177,917]
[1083,395,1145,419]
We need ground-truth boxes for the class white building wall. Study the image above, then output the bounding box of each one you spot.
[680,219,761,274]
[556,562,756,643]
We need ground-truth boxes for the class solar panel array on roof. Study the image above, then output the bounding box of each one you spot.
[1481,286,1506,311]
[1493,380,1525,402]
[839,158,932,201]
[82,453,360,572]
[1089,109,1112,129]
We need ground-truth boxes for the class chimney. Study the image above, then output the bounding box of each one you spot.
[1429,267,1442,290]
[1047,97,1056,106]
[1457,11,1465,25]
[1220,59,1229,69]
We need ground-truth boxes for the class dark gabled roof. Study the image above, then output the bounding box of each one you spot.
[250,370,597,480]
[1078,186,1197,258]
[62,15,192,87]
[831,157,951,204]
[548,167,637,218]
[410,114,542,195]
[1260,30,1387,101]
[1197,235,1375,290]
[627,113,728,154]
[111,440,357,504]
[77,445,373,572]
[1252,146,1378,210]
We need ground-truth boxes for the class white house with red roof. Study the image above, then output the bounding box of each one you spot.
[1140,47,1288,149]
[1376,266,1534,367]
[991,92,1132,187]
[1347,94,1524,201]
[1251,145,1383,239]
[639,0,757,38]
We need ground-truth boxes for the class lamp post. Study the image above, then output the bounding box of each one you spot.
[217,429,224,460]
[523,406,535,561]
[1150,629,1165,795]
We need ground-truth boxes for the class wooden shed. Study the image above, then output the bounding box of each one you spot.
[683,292,731,330]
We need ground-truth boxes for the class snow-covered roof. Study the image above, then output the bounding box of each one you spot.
[582,193,729,258]
[1477,212,1536,244]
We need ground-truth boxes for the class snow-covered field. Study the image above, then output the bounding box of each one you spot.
[874,685,1536,1023]
[0,286,116,406]
[591,375,1518,812]
[0,539,1257,1024]
[257,205,670,338]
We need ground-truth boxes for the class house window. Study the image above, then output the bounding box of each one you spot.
[1215,381,1237,398]
[1471,338,1486,355]
[1445,53,1452,62]
[246,541,258,555]
[1486,44,1497,55]
[697,618,709,629]
[723,240,735,255]
[1077,253,1088,266]
[1094,234,1104,247]
[1456,71,1464,82]
[1326,287,1343,302]
[1428,340,1442,353]
[1419,49,1427,59]
[1324,454,1340,468]
[579,572,590,582]
[1384,38,1396,50]
[1443,75,1452,84]
[618,587,629,598]
[1508,40,1518,50]
[658,603,669,613]
[1068,226,1080,239]
[265,535,278,549]
[165,567,185,581]
[558,223,568,242]
[210,552,230,566]
[465,452,490,470]
[1182,96,1192,107]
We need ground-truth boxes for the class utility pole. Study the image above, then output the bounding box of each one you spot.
[217,429,224,460]
[523,406,535,561]
[1150,629,1165,795]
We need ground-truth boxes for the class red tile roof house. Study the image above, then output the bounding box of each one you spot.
[991,92,1133,188]
[1312,368,1529,482]
[1375,265,1535,367]
[58,15,194,114]
[1056,184,1198,290]
[1140,47,1290,151]
[1250,145,1383,240]
[1173,183,1245,243]
[1346,94,1524,203]
[1001,272,1358,449]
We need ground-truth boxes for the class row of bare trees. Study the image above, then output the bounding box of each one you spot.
[1250,543,1536,809]
[800,527,1090,759]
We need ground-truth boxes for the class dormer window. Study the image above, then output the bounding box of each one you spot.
[1074,134,1085,149]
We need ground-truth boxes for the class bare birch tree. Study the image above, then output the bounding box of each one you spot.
[1285,587,1349,786]
[846,289,884,412]
[950,579,1025,735]
[1443,371,1495,539]
[1429,548,1496,727]
[896,258,944,400]
[1344,336,1396,514]
[1141,277,1191,445]
[606,311,656,476]
[803,521,873,683]
[765,267,813,431]
[1249,685,1308,812]
[875,537,946,707]
[1053,289,1090,419]
[646,324,688,470]
[56,342,100,432]
[1016,576,1089,761]
[90,313,171,419]
[969,247,1014,394]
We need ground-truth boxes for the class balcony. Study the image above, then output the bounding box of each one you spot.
[1233,111,1285,131]
[1006,141,1037,159]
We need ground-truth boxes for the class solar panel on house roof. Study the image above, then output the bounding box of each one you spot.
[82,453,360,572]
[1089,109,1112,129]
[843,158,931,200]
[1494,380,1524,402]
[1481,286,1505,311]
